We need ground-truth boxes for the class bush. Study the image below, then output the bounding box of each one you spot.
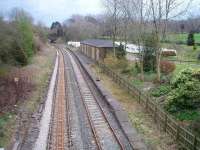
[151,85,171,97]
[0,9,34,66]
[160,61,176,75]
[12,46,28,66]
[193,44,197,51]
[175,110,199,121]
[187,32,195,46]
[165,68,200,113]
[16,14,34,58]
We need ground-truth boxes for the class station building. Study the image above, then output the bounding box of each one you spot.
[80,39,117,61]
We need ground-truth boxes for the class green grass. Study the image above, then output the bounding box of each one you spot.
[162,33,200,61]
[151,85,171,97]
[132,79,144,88]
[166,33,200,44]
[162,42,200,61]
[0,113,16,147]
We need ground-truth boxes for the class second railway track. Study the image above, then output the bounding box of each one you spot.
[64,49,133,150]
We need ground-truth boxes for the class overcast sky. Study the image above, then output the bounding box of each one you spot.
[0,0,199,27]
[0,0,104,26]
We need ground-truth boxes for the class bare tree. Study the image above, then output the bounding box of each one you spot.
[104,0,121,57]
[63,15,100,41]
[120,0,151,81]
[117,0,192,81]
[149,0,192,82]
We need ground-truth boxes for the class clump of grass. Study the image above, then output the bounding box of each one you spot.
[0,113,15,147]
[151,85,171,97]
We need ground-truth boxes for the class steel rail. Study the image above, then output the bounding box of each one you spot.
[65,49,125,150]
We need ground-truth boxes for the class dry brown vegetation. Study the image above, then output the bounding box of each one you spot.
[0,69,35,110]
[0,43,56,147]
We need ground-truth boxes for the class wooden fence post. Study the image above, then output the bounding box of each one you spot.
[154,105,157,122]
[127,84,130,93]
[176,124,180,141]
[193,136,197,150]
[146,98,149,110]
[139,91,141,103]
[164,114,168,132]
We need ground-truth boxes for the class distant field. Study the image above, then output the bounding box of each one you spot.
[165,33,200,44]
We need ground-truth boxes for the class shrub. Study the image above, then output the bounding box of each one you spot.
[175,110,199,121]
[12,47,28,66]
[187,32,195,46]
[0,9,34,66]
[160,61,176,75]
[165,68,200,113]
[151,85,171,97]
[16,15,34,58]
[193,44,197,51]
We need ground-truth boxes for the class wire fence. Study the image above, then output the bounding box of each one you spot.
[97,61,200,150]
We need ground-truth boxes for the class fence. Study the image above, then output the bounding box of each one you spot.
[97,61,200,150]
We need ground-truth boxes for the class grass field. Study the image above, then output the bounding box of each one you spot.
[162,42,200,61]
[165,33,200,44]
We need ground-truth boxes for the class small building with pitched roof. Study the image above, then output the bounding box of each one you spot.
[80,39,117,61]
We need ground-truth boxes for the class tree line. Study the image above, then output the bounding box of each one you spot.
[60,0,195,82]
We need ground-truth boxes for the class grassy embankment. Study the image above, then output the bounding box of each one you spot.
[0,44,56,147]
[91,64,178,149]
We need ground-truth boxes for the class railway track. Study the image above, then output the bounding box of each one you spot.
[64,50,131,150]
[47,47,133,150]
[48,50,70,150]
